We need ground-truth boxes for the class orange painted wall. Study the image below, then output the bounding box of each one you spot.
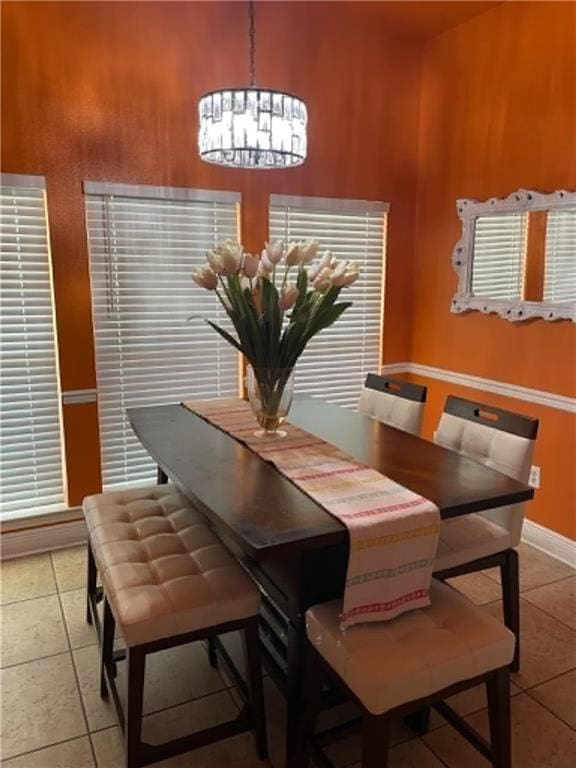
[1,0,422,504]
[412,1,576,538]
[2,1,575,541]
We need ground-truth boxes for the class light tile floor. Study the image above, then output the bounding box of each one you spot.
[0,542,574,767]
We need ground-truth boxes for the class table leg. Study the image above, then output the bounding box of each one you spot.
[285,618,306,768]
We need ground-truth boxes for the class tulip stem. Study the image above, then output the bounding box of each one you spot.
[214,287,230,315]
[281,264,291,290]
[216,277,234,316]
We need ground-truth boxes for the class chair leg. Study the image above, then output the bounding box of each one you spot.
[100,597,115,699]
[486,667,511,768]
[500,549,520,672]
[157,466,168,484]
[405,706,431,735]
[294,645,324,768]
[86,543,97,625]
[242,619,268,760]
[207,637,218,668]
[362,712,389,768]
[125,646,146,768]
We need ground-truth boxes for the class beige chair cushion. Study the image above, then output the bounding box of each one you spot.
[83,485,260,646]
[433,514,511,572]
[434,413,535,554]
[358,388,424,436]
[306,580,514,715]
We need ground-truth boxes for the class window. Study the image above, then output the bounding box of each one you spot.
[544,208,576,303]
[269,194,388,406]
[0,174,65,519]
[85,182,241,489]
[452,189,576,322]
[471,214,527,299]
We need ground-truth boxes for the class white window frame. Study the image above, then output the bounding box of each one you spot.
[269,193,388,407]
[452,188,576,323]
[0,173,66,520]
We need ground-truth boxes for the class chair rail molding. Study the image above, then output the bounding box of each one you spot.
[451,188,576,323]
[380,362,576,414]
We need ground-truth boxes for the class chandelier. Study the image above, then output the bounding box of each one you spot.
[198,1,308,169]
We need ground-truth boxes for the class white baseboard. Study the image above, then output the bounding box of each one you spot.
[522,519,576,568]
[0,518,87,560]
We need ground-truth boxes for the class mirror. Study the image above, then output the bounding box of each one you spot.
[451,188,575,322]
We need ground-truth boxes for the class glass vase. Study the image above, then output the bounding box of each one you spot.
[247,366,295,438]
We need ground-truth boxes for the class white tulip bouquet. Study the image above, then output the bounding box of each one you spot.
[192,239,360,433]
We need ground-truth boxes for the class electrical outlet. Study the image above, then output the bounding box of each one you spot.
[529,465,541,489]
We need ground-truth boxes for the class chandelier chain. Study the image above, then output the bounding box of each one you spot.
[248,0,256,87]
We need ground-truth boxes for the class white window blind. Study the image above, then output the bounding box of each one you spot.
[269,194,387,407]
[0,174,65,519]
[85,182,241,489]
[543,208,576,303]
[471,213,528,299]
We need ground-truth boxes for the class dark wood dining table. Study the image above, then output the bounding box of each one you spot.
[127,397,534,768]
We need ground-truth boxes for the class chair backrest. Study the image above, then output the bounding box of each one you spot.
[434,396,539,545]
[358,374,427,436]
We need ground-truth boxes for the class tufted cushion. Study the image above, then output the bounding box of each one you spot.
[358,388,424,436]
[433,514,511,572]
[306,580,514,715]
[433,413,535,559]
[83,485,260,646]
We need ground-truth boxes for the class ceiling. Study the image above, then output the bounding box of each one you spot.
[299,1,505,42]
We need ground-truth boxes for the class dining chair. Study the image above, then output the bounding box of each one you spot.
[432,395,539,671]
[83,484,267,768]
[358,374,427,436]
[297,580,514,768]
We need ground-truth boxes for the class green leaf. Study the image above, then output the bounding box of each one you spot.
[201,318,244,354]
[292,266,308,316]
[242,287,265,367]
[310,301,352,335]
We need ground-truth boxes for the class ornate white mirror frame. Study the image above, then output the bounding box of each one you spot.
[451,188,576,323]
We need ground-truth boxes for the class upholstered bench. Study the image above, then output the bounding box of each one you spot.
[84,485,209,635]
[298,580,514,768]
[85,485,221,646]
[83,485,267,768]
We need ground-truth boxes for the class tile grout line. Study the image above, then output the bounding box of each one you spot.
[484,570,576,592]
[86,682,239,738]
[1,647,75,672]
[421,684,576,764]
[0,589,59,608]
[520,606,576,636]
[522,665,576,692]
[0,734,95,764]
[517,595,576,636]
[482,592,576,638]
[421,736,452,768]
[49,551,100,768]
[417,736,452,768]
[523,686,576,733]
[520,572,576,596]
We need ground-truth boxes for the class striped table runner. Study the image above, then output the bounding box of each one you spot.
[184,398,440,629]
